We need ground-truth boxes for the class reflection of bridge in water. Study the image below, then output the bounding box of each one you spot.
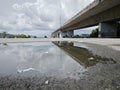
[53,41,116,68]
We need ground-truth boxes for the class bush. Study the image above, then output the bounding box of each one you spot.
[15,34,31,38]
[90,28,99,38]
[8,35,15,38]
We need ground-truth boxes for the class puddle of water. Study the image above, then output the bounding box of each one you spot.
[0,41,119,90]
[0,41,116,80]
[0,42,86,79]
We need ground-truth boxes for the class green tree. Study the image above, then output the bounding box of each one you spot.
[27,35,31,38]
[90,28,99,38]
[1,32,6,38]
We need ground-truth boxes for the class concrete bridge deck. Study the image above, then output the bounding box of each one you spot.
[56,0,120,31]
[52,0,120,38]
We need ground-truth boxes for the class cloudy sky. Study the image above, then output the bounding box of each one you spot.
[0,0,94,37]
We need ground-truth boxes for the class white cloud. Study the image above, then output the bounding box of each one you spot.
[0,0,94,36]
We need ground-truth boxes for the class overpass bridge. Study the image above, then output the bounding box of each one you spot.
[52,0,120,38]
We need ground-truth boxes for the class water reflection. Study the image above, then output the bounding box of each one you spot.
[53,41,116,68]
[0,43,8,46]
[0,42,87,79]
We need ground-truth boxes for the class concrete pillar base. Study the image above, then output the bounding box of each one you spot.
[99,22,117,38]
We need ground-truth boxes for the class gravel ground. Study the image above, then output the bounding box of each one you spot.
[0,61,120,90]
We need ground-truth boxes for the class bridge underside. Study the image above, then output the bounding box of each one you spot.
[60,5,120,31]
[52,30,74,38]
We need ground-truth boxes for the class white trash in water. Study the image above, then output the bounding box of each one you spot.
[17,68,35,73]
[45,80,49,85]
[88,57,94,60]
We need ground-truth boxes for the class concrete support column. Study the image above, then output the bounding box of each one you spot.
[59,31,64,38]
[57,32,60,38]
[67,30,74,38]
[99,22,117,38]
[57,31,66,38]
